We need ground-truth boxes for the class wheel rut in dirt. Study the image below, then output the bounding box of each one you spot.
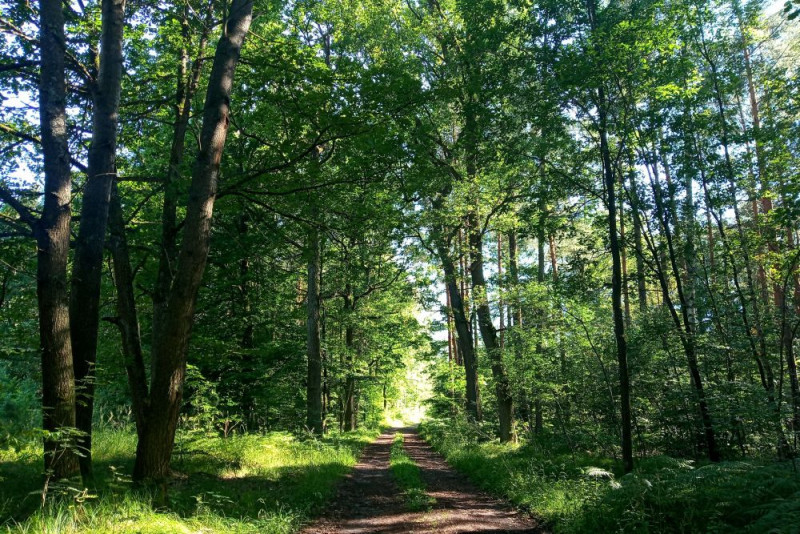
[303,427,544,534]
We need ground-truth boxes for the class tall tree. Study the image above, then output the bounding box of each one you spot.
[586,0,633,473]
[132,0,254,482]
[35,0,79,481]
[69,0,126,482]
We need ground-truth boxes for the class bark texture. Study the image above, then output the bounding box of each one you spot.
[434,229,481,421]
[468,217,513,442]
[133,0,254,482]
[37,0,79,480]
[306,228,323,434]
[70,0,126,481]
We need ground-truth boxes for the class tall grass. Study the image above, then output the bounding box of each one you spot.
[1,427,377,533]
[420,419,800,533]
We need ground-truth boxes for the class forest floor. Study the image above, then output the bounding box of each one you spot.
[303,427,544,534]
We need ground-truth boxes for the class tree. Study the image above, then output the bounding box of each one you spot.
[69,0,126,481]
[131,0,254,483]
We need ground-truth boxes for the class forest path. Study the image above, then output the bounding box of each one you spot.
[302,427,544,533]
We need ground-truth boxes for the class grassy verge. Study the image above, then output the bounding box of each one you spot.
[389,433,435,511]
[420,419,800,533]
[0,427,378,533]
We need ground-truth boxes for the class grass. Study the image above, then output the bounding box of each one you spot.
[0,426,378,533]
[420,419,800,533]
[389,433,435,511]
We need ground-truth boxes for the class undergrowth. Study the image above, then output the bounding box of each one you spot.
[389,432,435,511]
[420,418,800,533]
[0,426,378,533]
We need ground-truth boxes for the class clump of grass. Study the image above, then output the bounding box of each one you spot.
[420,419,800,533]
[1,426,378,533]
[389,433,435,512]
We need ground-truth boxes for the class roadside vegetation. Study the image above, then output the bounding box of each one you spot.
[421,420,800,533]
[1,427,377,533]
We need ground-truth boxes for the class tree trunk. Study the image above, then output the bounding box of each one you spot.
[133,0,253,482]
[434,228,481,420]
[344,373,357,431]
[587,0,633,473]
[107,182,148,438]
[153,4,213,350]
[468,214,513,442]
[629,166,647,312]
[306,228,323,434]
[70,0,126,482]
[594,84,634,474]
[36,0,79,480]
[618,172,632,327]
[342,283,358,432]
[508,230,533,431]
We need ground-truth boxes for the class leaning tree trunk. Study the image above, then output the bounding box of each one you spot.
[69,0,126,482]
[132,0,253,483]
[468,215,513,442]
[36,0,79,480]
[152,4,213,349]
[434,229,481,421]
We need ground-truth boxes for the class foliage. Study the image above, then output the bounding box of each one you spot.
[1,0,800,529]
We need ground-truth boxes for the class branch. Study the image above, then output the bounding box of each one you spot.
[0,185,37,227]
[0,60,37,73]
[0,123,89,173]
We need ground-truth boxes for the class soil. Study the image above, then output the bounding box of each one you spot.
[303,427,545,534]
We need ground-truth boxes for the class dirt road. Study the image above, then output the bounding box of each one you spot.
[303,428,544,534]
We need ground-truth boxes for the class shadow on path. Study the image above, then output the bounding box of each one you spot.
[303,427,545,534]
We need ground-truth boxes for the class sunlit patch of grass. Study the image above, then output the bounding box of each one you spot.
[389,433,435,512]
[1,426,378,533]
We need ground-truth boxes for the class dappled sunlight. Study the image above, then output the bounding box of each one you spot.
[1,428,376,533]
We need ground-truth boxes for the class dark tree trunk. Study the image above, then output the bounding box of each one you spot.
[601,109,633,473]
[153,3,212,349]
[133,0,253,483]
[306,228,323,434]
[587,0,633,473]
[343,285,357,431]
[36,0,79,480]
[344,373,357,431]
[70,0,126,482]
[107,182,148,437]
[468,215,513,442]
[434,229,481,421]
[508,231,532,431]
